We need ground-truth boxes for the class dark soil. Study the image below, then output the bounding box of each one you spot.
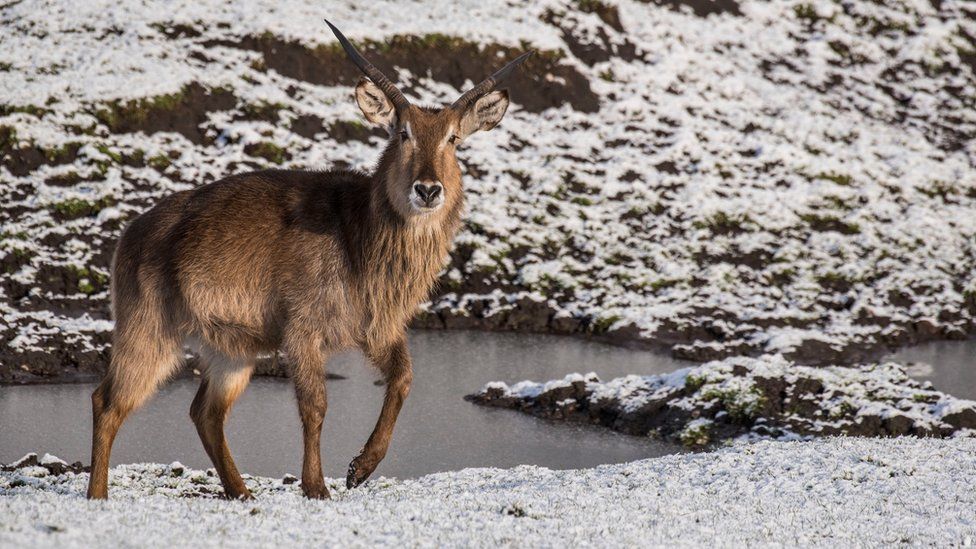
[202,34,599,113]
[93,83,237,145]
[639,0,742,17]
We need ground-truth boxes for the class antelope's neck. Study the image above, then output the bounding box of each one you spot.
[357,193,464,349]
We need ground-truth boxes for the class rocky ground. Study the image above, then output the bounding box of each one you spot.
[3,438,976,546]
[1,1,975,441]
[468,354,976,446]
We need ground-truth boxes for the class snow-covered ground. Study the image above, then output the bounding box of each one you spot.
[2,438,975,546]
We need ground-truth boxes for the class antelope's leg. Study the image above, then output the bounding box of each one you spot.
[347,336,413,489]
[88,335,182,500]
[189,353,255,500]
[288,340,330,499]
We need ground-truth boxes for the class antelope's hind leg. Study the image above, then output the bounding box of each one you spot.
[189,351,255,500]
[88,335,182,500]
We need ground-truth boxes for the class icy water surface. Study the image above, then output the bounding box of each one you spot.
[887,339,976,400]
[1,331,687,479]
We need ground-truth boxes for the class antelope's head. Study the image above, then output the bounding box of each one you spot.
[326,20,531,219]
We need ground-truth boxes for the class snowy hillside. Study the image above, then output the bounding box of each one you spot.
[1,0,975,394]
[3,438,976,546]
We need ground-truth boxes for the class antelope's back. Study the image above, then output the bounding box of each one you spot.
[110,169,371,327]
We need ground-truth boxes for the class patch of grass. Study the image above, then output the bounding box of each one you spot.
[685,374,706,393]
[65,122,98,136]
[816,271,857,291]
[570,196,594,206]
[692,212,754,234]
[51,197,114,220]
[0,230,28,240]
[604,252,632,266]
[240,101,285,122]
[93,84,234,133]
[11,247,34,261]
[798,213,860,235]
[813,172,853,186]
[147,154,172,171]
[78,278,96,295]
[244,141,287,164]
[700,385,765,421]
[679,420,712,447]
[829,401,857,420]
[590,314,622,334]
[94,143,123,169]
[649,278,681,293]
[572,0,623,31]
[0,125,17,150]
[768,266,796,287]
[95,89,186,129]
[793,3,818,21]
[575,0,608,12]
[0,104,50,117]
[40,142,78,163]
[918,180,956,199]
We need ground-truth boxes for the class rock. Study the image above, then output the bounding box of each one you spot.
[883,414,914,436]
[792,377,824,396]
[501,297,551,332]
[549,314,580,334]
[942,408,976,430]
[847,414,884,436]
[913,319,940,339]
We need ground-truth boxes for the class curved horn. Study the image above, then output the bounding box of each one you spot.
[324,19,410,112]
[451,51,533,111]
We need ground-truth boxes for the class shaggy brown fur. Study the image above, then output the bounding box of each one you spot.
[86,30,527,499]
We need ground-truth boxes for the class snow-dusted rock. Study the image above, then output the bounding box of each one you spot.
[469,354,976,445]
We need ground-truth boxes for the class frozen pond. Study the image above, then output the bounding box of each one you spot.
[887,339,976,400]
[1,331,688,479]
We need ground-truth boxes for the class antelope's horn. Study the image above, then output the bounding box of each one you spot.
[451,51,533,111]
[325,19,411,112]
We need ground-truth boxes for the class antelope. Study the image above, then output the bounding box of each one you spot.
[86,20,531,500]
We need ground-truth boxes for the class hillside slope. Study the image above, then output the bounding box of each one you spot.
[1,0,975,385]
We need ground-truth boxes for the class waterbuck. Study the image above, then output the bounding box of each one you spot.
[86,20,531,500]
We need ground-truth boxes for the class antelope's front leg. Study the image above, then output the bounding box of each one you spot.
[347,337,413,489]
[289,341,331,499]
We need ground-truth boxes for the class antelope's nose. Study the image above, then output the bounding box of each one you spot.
[413,183,442,205]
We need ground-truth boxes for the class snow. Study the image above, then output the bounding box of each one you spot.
[2,438,975,546]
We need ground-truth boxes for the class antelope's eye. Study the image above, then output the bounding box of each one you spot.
[448,134,460,145]
[399,129,409,141]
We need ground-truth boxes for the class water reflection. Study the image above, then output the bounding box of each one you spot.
[1,330,688,479]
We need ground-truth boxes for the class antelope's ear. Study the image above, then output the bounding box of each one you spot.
[355,77,397,133]
[458,90,510,138]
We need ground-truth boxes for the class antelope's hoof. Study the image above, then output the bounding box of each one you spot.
[346,455,376,489]
[301,482,331,500]
[224,489,254,501]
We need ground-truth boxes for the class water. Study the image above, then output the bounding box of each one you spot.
[886,339,976,400]
[0,331,688,479]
